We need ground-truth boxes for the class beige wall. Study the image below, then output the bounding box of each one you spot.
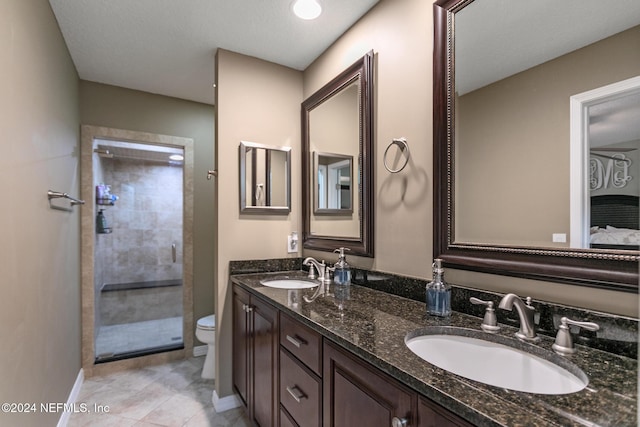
[215,49,303,398]
[456,25,640,246]
[302,0,637,317]
[303,0,433,278]
[0,1,81,426]
[79,81,216,338]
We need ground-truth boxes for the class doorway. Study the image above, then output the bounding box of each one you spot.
[569,76,640,248]
[80,125,194,376]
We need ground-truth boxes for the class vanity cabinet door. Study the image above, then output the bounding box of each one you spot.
[252,296,279,427]
[323,341,416,427]
[232,286,250,406]
[417,396,473,427]
[233,285,279,427]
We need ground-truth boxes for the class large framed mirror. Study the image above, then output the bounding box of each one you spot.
[302,50,374,257]
[434,0,639,291]
[239,141,291,214]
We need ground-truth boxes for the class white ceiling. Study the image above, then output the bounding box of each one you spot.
[454,0,640,148]
[49,0,380,105]
[455,0,640,96]
[589,90,640,149]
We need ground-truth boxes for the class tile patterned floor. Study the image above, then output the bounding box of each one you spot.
[95,317,183,358]
[67,357,251,427]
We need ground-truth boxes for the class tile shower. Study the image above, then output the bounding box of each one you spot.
[94,145,184,361]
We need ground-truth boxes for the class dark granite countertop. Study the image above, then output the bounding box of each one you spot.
[231,270,637,427]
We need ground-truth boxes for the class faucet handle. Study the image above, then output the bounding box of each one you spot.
[470,297,500,333]
[552,317,600,355]
[307,264,317,280]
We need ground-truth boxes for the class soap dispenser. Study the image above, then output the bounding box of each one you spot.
[333,247,351,309]
[426,258,451,317]
[333,247,351,286]
[96,209,108,234]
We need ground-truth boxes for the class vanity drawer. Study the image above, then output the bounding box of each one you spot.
[280,407,297,427]
[280,312,322,375]
[279,348,321,427]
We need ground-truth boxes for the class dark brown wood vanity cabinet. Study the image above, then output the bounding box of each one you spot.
[323,340,415,427]
[232,285,279,427]
[279,312,323,427]
[323,341,472,427]
[417,396,473,427]
[233,285,472,427]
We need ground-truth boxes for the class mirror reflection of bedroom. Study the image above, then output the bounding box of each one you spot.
[588,87,640,250]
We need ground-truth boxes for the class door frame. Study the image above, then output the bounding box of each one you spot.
[80,124,194,377]
[569,76,640,248]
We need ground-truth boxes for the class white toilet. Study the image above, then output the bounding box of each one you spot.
[195,314,216,379]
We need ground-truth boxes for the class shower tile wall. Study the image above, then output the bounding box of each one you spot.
[102,158,182,284]
[95,157,183,326]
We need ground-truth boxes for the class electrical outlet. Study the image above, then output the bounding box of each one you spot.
[287,232,298,253]
[552,233,567,243]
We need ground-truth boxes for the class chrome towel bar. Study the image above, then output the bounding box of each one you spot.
[48,190,85,212]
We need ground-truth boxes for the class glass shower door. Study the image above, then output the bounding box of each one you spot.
[93,140,184,362]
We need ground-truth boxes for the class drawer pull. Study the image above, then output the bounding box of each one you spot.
[286,334,306,348]
[392,417,408,427]
[286,385,306,403]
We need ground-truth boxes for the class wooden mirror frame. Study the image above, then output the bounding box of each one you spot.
[433,0,638,292]
[302,50,375,257]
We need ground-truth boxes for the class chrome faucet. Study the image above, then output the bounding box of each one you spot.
[498,294,540,342]
[303,257,332,284]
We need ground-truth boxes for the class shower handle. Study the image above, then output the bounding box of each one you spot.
[172,243,177,263]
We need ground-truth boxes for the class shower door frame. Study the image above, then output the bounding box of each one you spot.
[80,124,195,377]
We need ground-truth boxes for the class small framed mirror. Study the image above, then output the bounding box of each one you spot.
[239,141,291,214]
[314,151,353,215]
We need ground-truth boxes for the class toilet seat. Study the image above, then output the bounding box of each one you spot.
[197,314,216,331]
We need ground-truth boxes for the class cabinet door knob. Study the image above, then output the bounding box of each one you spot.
[392,417,408,427]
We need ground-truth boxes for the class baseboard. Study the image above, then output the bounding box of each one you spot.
[212,390,242,413]
[193,345,208,357]
[56,368,84,427]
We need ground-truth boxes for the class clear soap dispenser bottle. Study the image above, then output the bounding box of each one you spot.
[426,258,451,317]
[333,247,351,286]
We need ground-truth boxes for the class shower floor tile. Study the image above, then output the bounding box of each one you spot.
[96,316,183,358]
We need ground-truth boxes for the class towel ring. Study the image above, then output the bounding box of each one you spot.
[383,138,410,173]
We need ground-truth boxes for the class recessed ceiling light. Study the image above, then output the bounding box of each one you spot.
[293,0,322,20]
[169,154,184,161]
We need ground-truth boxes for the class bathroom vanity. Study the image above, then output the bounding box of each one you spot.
[231,270,637,427]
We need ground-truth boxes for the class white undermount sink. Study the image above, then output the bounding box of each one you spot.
[405,327,588,395]
[260,279,319,289]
